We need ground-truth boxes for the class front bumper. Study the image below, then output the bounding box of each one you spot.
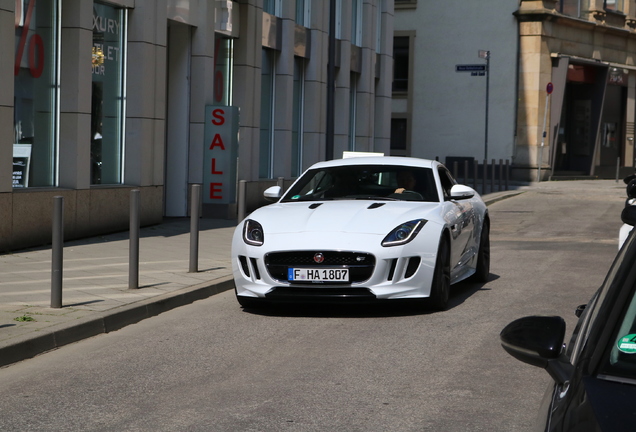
[231,229,440,302]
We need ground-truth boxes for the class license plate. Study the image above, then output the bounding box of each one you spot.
[288,268,349,282]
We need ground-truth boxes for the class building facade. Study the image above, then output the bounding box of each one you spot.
[391,0,519,169]
[516,0,636,180]
[1,0,394,251]
[392,0,636,181]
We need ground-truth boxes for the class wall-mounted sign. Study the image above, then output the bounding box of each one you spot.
[455,64,486,72]
[203,106,239,204]
[456,64,486,77]
[13,144,32,188]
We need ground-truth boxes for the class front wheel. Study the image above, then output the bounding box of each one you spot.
[429,237,451,311]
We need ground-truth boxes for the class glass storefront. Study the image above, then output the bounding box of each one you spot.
[259,48,275,178]
[213,35,234,106]
[292,57,305,177]
[92,2,127,185]
[13,0,59,188]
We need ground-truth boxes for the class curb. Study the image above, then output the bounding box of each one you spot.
[483,190,526,206]
[0,190,526,368]
[0,276,235,368]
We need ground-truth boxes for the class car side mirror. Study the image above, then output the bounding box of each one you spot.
[500,316,573,384]
[449,184,475,200]
[626,179,636,199]
[621,205,636,226]
[264,185,283,201]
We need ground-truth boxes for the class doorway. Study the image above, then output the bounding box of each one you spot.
[164,22,192,217]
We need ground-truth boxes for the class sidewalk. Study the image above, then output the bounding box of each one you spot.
[0,185,536,368]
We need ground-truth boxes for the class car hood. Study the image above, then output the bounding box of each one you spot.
[247,200,443,235]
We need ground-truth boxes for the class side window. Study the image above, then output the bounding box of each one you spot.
[438,168,456,200]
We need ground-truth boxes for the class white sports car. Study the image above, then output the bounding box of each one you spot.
[231,156,490,310]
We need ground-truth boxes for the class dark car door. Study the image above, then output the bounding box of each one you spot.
[539,228,636,431]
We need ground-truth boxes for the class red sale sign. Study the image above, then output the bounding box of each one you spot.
[203,106,239,204]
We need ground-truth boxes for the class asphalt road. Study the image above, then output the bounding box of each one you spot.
[0,180,627,431]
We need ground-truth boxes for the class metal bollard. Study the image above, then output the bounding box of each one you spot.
[482,160,487,194]
[277,177,284,188]
[129,190,140,290]
[505,160,510,191]
[464,160,468,185]
[498,159,503,191]
[238,180,247,222]
[189,184,201,273]
[51,196,64,308]
[473,160,478,190]
[491,159,495,193]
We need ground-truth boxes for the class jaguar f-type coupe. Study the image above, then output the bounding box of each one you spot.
[231,156,490,310]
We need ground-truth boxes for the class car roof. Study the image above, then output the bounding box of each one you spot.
[307,156,439,170]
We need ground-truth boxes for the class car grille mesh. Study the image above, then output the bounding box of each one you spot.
[265,251,375,284]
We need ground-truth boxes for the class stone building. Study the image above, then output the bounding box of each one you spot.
[392,0,636,181]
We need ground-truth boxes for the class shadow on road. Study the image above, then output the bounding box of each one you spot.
[239,273,499,318]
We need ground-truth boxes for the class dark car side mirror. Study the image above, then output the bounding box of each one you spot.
[500,316,574,385]
[621,206,636,226]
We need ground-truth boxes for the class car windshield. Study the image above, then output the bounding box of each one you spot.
[281,165,439,203]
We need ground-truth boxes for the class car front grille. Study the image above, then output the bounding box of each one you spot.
[264,251,375,284]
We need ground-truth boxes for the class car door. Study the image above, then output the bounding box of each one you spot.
[438,167,475,275]
[540,230,636,431]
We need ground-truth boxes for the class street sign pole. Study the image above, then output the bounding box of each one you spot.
[478,50,490,161]
[485,54,490,161]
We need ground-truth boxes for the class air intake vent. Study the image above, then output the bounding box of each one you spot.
[405,257,421,279]
[367,203,386,209]
[309,203,323,209]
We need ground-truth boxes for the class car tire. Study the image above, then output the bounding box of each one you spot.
[472,220,490,283]
[429,237,451,311]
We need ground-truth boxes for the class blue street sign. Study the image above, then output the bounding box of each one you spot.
[456,64,486,72]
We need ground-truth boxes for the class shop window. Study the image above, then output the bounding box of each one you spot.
[395,0,417,9]
[296,0,311,27]
[264,0,281,16]
[351,0,362,46]
[391,118,407,153]
[349,73,358,151]
[92,3,127,185]
[259,48,276,178]
[604,0,623,12]
[13,0,60,188]
[292,57,306,177]
[393,36,409,93]
[559,0,582,17]
[376,0,383,54]
[331,0,342,39]
[213,35,234,105]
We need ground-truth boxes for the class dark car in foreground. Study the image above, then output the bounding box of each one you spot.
[500,205,636,431]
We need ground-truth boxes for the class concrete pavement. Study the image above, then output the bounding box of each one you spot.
[0,181,619,368]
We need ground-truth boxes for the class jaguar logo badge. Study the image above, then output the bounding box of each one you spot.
[314,253,325,264]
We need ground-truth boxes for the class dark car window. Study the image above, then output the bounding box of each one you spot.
[281,165,439,202]
[603,280,636,380]
[438,167,457,200]
[569,230,636,367]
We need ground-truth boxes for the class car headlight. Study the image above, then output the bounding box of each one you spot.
[382,219,427,247]
[243,219,264,246]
